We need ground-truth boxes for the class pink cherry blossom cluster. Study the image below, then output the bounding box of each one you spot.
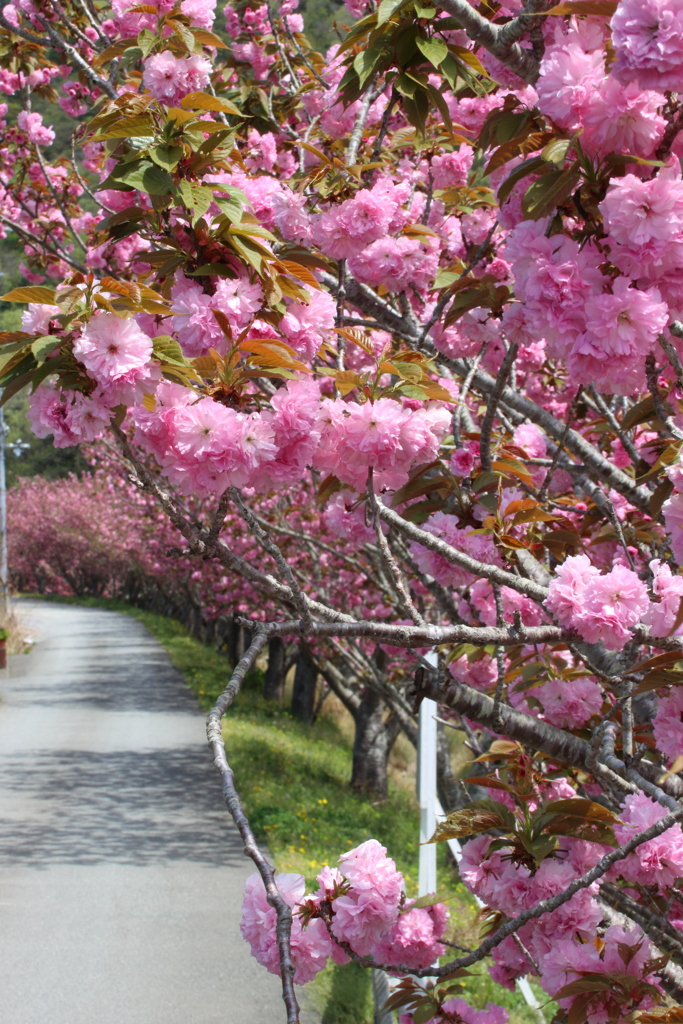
[142,50,212,106]
[545,555,650,650]
[241,840,448,983]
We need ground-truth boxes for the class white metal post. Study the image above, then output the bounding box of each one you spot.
[418,651,438,896]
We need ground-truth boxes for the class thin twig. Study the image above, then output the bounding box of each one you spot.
[367,469,427,628]
[206,630,301,1024]
[479,343,518,473]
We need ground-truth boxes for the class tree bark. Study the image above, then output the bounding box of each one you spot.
[227,617,252,668]
[291,645,318,723]
[264,636,286,703]
[436,721,467,813]
[350,688,400,799]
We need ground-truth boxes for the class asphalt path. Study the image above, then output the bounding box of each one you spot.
[0,599,289,1024]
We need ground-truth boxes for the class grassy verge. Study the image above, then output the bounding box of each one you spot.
[23,595,550,1024]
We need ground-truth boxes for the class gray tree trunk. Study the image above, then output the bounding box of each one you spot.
[291,646,317,723]
[263,637,286,703]
[350,689,400,799]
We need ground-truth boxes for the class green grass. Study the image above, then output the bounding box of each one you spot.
[27,594,551,1024]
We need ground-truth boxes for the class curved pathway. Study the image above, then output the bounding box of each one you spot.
[0,599,285,1024]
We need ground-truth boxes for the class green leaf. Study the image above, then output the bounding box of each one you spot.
[496,155,546,205]
[542,136,572,166]
[111,160,173,196]
[177,182,213,226]
[0,367,36,405]
[606,153,665,167]
[402,88,430,136]
[150,145,183,171]
[152,335,187,366]
[180,91,241,115]
[30,354,66,390]
[31,335,60,363]
[137,28,156,57]
[188,263,237,277]
[622,394,656,431]
[425,82,454,134]
[413,1004,437,1024]
[410,891,451,909]
[90,114,156,141]
[353,46,385,89]
[416,35,448,67]
[214,191,244,223]
[377,0,408,25]
[424,799,517,843]
[1,286,56,304]
[521,160,581,220]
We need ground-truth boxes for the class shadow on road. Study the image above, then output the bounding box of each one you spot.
[0,603,247,870]
[10,612,202,715]
[0,745,245,868]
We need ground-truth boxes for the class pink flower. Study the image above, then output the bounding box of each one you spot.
[17,110,55,146]
[545,554,601,627]
[449,652,497,691]
[272,187,312,245]
[244,128,278,173]
[451,447,475,477]
[459,834,533,915]
[311,183,399,260]
[536,43,605,131]
[322,491,376,547]
[241,872,333,985]
[21,302,61,335]
[541,925,657,1023]
[663,491,683,564]
[170,274,225,356]
[513,422,546,460]
[142,50,211,106]
[615,793,683,888]
[576,564,649,649]
[348,234,440,292]
[213,275,263,335]
[253,379,322,491]
[644,558,683,637]
[460,579,544,629]
[280,289,336,361]
[537,676,603,729]
[331,839,403,956]
[566,279,669,394]
[582,77,666,159]
[653,687,683,762]
[73,313,153,387]
[431,145,474,189]
[28,385,111,448]
[611,0,683,91]
[599,164,683,278]
[504,220,603,358]
[134,396,278,497]
[313,398,449,493]
[372,901,448,970]
[179,0,216,29]
[410,511,501,588]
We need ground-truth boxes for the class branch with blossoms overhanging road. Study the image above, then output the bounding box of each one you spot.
[6,0,683,1022]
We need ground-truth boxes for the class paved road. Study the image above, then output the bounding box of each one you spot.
[0,599,286,1024]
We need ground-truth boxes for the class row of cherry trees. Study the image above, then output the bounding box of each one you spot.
[8,453,421,796]
[4,0,683,1021]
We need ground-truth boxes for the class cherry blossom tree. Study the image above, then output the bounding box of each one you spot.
[4,0,683,1021]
